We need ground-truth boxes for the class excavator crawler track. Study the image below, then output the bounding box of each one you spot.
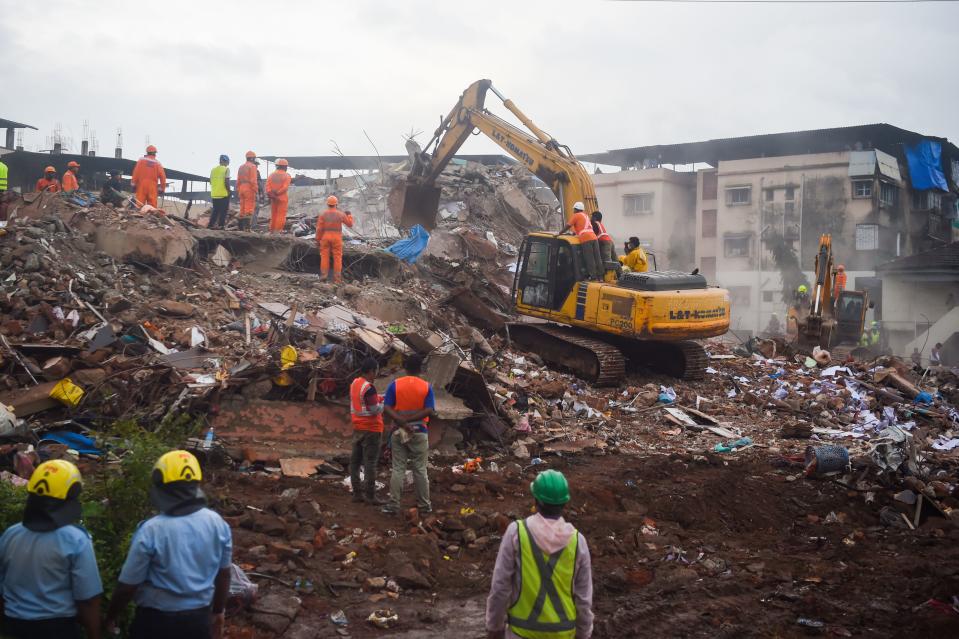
[507,324,626,386]
[507,324,709,385]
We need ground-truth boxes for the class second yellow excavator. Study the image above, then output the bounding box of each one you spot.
[395,79,730,382]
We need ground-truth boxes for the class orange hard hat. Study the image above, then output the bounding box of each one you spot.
[146,145,157,154]
[67,161,80,168]
[245,150,256,159]
[327,195,338,206]
[276,158,289,167]
[44,165,56,173]
[837,264,845,271]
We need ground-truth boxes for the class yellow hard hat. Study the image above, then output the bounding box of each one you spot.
[153,450,202,485]
[798,285,808,293]
[28,460,82,500]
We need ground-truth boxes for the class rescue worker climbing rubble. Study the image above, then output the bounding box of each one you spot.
[486,469,593,639]
[382,354,435,515]
[105,450,232,639]
[349,357,387,505]
[266,159,292,232]
[316,195,354,283]
[61,161,80,193]
[0,460,103,639]
[131,145,166,208]
[236,151,259,230]
[35,166,60,193]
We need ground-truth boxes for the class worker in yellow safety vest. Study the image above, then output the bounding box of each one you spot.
[618,236,649,273]
[486,470,593,639]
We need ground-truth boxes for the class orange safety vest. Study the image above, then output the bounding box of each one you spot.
[237,162,259,191]
[392,376,431,431]
[833,272,847,298]
[267,170,291,198]
[571,211,596,241]
[132,156,167,191]
[317,208,352,236]
[62,171,79,192]
[36,178,60,193]
[594,220,611,243]
[350,377,384,432]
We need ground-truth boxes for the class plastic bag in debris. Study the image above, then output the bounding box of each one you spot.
[658,386,676,404]
[227,563,258,613]
[386,224,430,263]
[0,404,18,437]
[870,425,913,471]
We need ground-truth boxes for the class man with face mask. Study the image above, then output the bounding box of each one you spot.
[105,450,232,639]
[0,460,103,639]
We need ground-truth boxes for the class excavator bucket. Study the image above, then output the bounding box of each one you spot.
[388,179,441,230]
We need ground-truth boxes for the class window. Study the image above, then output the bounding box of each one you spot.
[762,290,778,303]
[725,186,751,206]
[912,190,942,210]
[879,182,898,207]
[724,234,751,257]
[855,224,879,251]
[728,286,751,308]
[852,180,872,199]
[623,193,653,216]
[785,187,795,201]
[702,209,717,238]
[700,256,716,281]
[784,202,795,217]
[702,172,718,200]
[765,189,774,202]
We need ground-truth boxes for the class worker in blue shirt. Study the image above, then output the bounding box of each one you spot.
[0,460,102,639]
[105,450,232,639]
[382,353,436,515]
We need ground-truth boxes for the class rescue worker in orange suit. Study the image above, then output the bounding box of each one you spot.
[833,264,848,300]
[591,210,616,262]
[131,145,166,208]
[266,159,292,232]
[236,151,259,231]
[35,166,61,193]
[349,357,387,505]
[316,195,354,283]
[61,161,80,193]
[559,201,603,280]
[381,354,436,515]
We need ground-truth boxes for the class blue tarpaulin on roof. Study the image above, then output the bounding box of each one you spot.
[905,140,948,191]
[386,225,430,263]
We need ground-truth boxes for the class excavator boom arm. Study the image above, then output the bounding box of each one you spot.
[412,79,597,221]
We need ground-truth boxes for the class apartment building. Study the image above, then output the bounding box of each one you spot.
[584,124,959,338]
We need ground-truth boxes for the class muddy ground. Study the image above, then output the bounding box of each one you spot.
[212,446,959,639]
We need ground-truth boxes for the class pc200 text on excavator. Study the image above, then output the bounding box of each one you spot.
[395,79,730,383]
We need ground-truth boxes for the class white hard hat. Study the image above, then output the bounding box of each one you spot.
[573,201,585,211]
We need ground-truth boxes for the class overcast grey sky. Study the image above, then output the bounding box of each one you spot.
[2,0,957,177]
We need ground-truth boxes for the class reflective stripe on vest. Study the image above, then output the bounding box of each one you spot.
[320,209,344,233]
[594,220,611,242]
[210,165,229,199]
[392,376,431,430]
[0,161,8,191]
[237,162,258,188]
[351,378,384,430]
[507,520,578,639]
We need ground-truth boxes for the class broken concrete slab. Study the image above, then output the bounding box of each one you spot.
[91,217,197,266]
[446,286,508,331]
[425,352,462,389]
[400,330,444,354]
[153,299,196,318]
[279,458,325,478]
[0,381,60,416]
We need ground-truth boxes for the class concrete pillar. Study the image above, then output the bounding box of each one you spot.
[4,128,13,149]
[114,147,122,159]
[81,140,89,156]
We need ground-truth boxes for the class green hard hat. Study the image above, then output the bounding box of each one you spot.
[530,469,570,505]
[798,285,808,293]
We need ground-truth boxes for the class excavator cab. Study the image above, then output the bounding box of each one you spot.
[835,290,868,344]
[512,235,582,311]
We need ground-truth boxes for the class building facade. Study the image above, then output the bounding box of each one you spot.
[583,124,959,341]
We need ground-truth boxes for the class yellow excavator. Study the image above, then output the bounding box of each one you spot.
[395,79,730,382]
[796,234,869,359]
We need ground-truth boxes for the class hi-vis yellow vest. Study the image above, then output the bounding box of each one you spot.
[210,165,229,199]
[0,160,8,191]
[507,520,578,639]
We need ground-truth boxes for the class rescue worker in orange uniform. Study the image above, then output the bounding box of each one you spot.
[591,210,616,262]
[61,161,80,193]
[131,145,166,208]
[381,354,436,515]
[315,195,354,283]
[559,201,603,280]
[265,159,292,232]
[833,264,848,300]
[236,151,259,231]
[349,357,387,505]
[36,166,61,193]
